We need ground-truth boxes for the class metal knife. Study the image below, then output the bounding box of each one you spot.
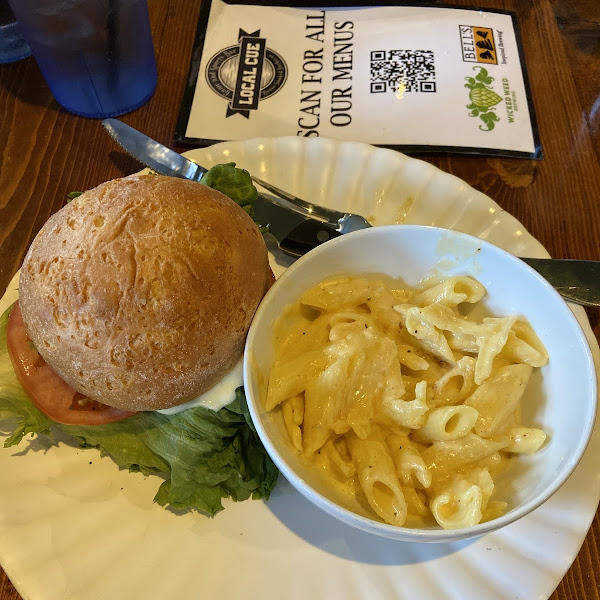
[101,118,600,307]
[102,118,366,247]
[519,257,600,307]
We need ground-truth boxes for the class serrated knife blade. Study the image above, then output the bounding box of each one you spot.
[103,118,207,181]
[101,118,350,256]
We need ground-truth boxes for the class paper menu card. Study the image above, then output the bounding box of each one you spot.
[175,1,541,158]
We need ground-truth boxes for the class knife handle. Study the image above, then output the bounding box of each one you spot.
[520,257,600,306]
[279,220,343,257]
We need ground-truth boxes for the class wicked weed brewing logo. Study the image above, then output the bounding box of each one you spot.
[464,66,503,131]
[205,29,287,118]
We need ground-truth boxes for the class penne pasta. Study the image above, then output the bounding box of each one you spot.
[464,363,533,437]
[503,426,547,454]
[303,355,352,455]
[346,433,408,526]
[266,348,331,411]
[377,378,428,430]
[422,433,508,481]
[474,316,518,384]
[365,285,404,334]
[301,277,383,311]
[396,342,431,371]
[414,405,479,442]
[430,480,484,529]
[499,319,549,367]
[394,304,457,365]
[431,356,477,407]
[327,312,375,341]
[411,276,485,308]
[403,486,431,523]
[264,274,549,530]
[429,468,494,529]
[321,437,356,478]
[282,395,304,453]
[387,433,432,489]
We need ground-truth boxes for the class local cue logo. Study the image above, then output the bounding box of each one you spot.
[205,29,287,118]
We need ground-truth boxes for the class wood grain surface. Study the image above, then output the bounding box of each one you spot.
[0,0,599,598]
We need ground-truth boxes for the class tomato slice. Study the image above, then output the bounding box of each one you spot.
[6,302,136,425]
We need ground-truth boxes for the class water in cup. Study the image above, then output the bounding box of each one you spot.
[8,0,157,118]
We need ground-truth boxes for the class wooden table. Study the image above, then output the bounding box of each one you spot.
[0,0,598,598]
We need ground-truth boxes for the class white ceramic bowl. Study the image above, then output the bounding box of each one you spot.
[243,225,597,543]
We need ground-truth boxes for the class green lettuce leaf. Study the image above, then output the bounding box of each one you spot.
[0,305,278,516]
[202,163,258,210]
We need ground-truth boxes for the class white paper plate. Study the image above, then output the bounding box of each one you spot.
[1,137,598,600]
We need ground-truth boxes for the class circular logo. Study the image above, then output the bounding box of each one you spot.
[205,44,288,102]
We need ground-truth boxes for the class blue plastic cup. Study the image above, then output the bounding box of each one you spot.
[7,0,157,118]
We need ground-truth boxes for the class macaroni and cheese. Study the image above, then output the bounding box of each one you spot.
[265,275,548,529]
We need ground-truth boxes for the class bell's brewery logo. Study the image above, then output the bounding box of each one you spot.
[205,29,287,118]
[459,26,497,65]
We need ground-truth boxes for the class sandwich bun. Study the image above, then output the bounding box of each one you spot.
[18,175,271,411]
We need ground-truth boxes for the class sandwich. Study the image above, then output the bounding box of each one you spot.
[0,164,279,515]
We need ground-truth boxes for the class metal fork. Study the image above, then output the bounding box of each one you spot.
[251,176,372,234]
[257,177,600,307]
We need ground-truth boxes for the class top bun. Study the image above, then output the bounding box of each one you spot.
[19,175,270,411]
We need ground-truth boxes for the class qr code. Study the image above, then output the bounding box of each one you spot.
[370,50,436,94]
